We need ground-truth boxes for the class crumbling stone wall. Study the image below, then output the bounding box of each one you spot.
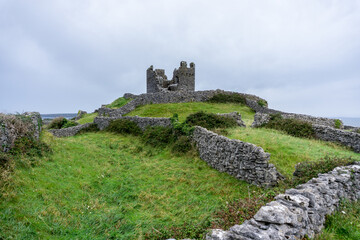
[251,112,341,129]
[251,112,360,153]
[94,116,172,131]
[192,126,283,187]
[0,112,42,152]
[217,112,246,127]
[207,162,360,240]
[147,61,195,93]
[48,123,92,137]
[98,90,266,117]
[313,124,360,153]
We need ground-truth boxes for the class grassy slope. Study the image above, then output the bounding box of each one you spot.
[1,101,359,239]
[226,128,360,178]
[76,97,131,125]
[126,102,255,126]
[0,132,263,239]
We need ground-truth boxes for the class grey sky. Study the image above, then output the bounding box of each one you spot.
[1,0,359,117]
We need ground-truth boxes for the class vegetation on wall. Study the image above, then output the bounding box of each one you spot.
[334,119,342,129]
[106,97,131,109]
[47,117,78,129]
[185,111,238,130]
[257,99,268,107]
[262,114,315,139]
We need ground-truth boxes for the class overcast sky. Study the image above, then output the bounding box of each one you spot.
[1,0,359,117]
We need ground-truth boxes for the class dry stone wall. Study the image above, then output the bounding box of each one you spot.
[94,116,172,131]
[0,112,41,152]
[192,126,283,187]
[217,112,246,127]
[251,113,360,153]
[207,162,360,240]
[95,90,266,117]
[251,111,341,128]
[48,123,92,137]
[313,124,360,153]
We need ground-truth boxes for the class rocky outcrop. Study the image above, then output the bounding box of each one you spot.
[192,126,283,187]
[0,112,42,152]
[48,123,92,137]
[94,116,172,131]
[207,162,360,240]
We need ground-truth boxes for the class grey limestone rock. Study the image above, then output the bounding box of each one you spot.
[48,123,92,137]
[206,163,360,240]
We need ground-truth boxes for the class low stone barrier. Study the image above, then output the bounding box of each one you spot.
[251,112,341,129]
[192,126,283,187]
[251,113,360,153]
[217,112,246,127]
[313,124,360,153]
[48,123,92,137]
[207,162,360,240]
[95,90,266,117]
[0,112,42,152]
[94,116,172,131]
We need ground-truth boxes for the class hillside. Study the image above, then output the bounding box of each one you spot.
[1,97,359,239]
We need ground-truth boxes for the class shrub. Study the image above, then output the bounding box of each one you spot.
[185,111,238,130]
[142,126,175,148]
[9,136,52,158]
[263,114,315,139]
[76,123,99,135]
[0,152,10,168]
[171,135,194,154]
[257,99,268,107]
[48,117,78,129]
[170,113,194,136]
[106,119,142,136]
[334,119,342,129]
[357,129,360,134]
[207,93,246,104]
[292,156,355,185]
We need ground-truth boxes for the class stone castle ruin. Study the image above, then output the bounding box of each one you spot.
[146,61,195,93]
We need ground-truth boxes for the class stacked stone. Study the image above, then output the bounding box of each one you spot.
[192,126,283,187]
[94,116,172,131]
[207,162,360,240]
[217,112,246,127]
[48,123,92,137]
[0,112,41,152]
[313,124,360,153]
[251,113,360,153]
[102,90,266,117]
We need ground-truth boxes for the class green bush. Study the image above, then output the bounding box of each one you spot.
[334,119,342,129]
[48,117,78,129]
[185,111,238,130]
[357,129,360,134]
[76,123,99,135]
[106,119,142,136]
[142,126,175,148]
[0,152,10,168]
[257,99,268,107]
[170,113,194,136]
[292,156,355,185]
[207,93,246,104]
[263,114,315,139]
[171,135,193,154]
[9,136,52,159]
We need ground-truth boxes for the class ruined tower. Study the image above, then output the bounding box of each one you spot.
[146,61,195,93]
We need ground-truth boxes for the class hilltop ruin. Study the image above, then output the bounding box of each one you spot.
[146,61,195,93]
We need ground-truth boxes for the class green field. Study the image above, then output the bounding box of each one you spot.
[1,101,359,239]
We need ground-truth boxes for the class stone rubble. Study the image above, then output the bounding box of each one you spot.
[48,123,92,137]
